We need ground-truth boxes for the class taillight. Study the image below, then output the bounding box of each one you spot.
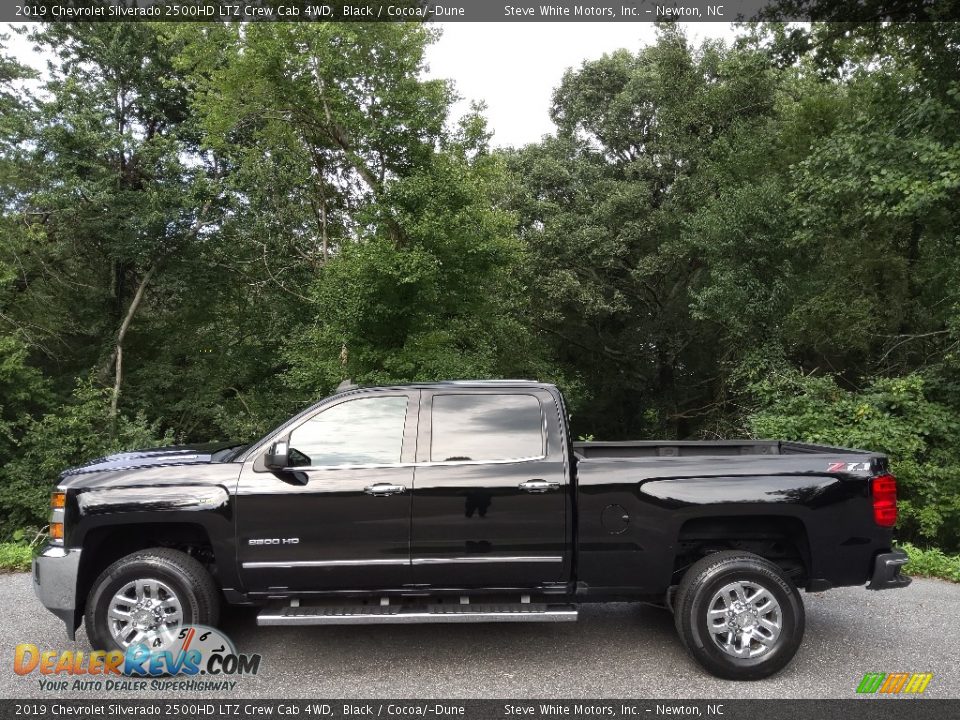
[872,474,898,527]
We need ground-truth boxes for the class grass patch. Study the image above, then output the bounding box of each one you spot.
[900,542,960,582]
[0,542,33,572]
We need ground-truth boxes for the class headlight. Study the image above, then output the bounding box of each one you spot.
[49,490,65,545]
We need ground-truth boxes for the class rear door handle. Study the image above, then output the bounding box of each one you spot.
[364,483,406,496]
[518,479,559,493]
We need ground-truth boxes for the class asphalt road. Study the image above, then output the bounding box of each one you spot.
[1,572,957,699]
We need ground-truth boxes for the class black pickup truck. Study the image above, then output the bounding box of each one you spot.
[33,380,910,679]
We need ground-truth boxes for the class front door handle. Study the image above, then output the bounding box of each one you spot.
[518,479,558,493]
[364,483,406,496]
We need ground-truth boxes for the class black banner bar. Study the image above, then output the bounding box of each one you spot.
[1,700,958,720]
[6,0,960,23]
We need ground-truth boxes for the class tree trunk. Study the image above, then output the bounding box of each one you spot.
[106,202,211,423]
[320,186,328,261]
[109,264,157,421]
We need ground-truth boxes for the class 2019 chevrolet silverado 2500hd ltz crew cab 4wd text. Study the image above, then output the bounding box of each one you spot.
[33,380,910,680]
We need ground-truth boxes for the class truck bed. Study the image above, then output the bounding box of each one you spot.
[572,437,890,597]
[573,439,872,459]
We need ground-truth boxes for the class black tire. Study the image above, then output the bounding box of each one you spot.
[84,548,219,652]
[674,551,805,680]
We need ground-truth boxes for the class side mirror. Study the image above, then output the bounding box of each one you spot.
[264,441,290,471]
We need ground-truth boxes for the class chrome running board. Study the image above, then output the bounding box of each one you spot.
[257,601,578,626]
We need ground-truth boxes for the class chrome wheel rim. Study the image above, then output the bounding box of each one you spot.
[107,578,184,649]
[706,580,782,659]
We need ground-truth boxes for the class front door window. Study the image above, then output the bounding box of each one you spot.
[288,395,409,467]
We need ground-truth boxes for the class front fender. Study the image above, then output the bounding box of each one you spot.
[67,482,240,604]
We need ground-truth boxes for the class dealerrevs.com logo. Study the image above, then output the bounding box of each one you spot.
[14,626,261,693]
[856,672,934,695]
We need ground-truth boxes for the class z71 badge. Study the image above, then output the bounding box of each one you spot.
[827,461,872,473]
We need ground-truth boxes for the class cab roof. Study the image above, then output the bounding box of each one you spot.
[334,379,557,393]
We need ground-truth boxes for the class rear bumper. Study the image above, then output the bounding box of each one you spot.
[866,550,911,590]
[32,544,82,639]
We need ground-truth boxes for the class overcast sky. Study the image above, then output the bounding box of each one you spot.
[425,22,738,147]
[2,21,738,148]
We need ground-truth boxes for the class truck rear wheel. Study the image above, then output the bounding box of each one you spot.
[84,548,219,652]
[674,551,804,680]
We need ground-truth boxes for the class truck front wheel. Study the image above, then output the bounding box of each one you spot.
[674,551,805,680]
[84,548,220,652]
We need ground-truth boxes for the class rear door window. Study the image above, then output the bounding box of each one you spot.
[430,394,544,463]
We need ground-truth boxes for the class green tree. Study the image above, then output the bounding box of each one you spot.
[194,24,558,397]
[4,25,298,445]
[505,26,788,437]
[0,34,56,513]
[8,24,219,419]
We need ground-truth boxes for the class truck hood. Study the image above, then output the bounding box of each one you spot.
[60,443,238,478]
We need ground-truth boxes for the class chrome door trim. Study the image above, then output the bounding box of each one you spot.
[244,556,565,569]
[411,556,563,565]
[243,559,410,569]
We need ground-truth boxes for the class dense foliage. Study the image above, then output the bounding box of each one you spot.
[900,543,960,583]
[747,370,960,550]
[0,22,958,553]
